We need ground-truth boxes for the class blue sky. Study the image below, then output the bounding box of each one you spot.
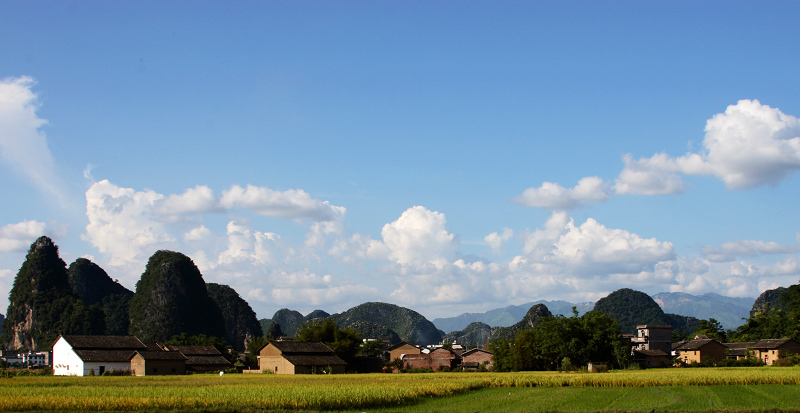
[2,1,799,321]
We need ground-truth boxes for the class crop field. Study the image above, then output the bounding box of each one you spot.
[1,368,800,412]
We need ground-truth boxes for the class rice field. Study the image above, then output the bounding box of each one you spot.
[1,368,800,412]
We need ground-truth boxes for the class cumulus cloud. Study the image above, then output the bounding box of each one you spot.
[83,179,344,267]
[520,211,675,276]
[0,220,50,253]
[220,184,344,221]
[0,76,67,202]
[83,180,173,265]
[485,228,513,255]
[702,239,800,262]
[379,206,459,267]
[513,176,610,209]
[616,100,800,194]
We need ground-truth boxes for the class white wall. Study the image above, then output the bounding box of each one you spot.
[53,337,83,376]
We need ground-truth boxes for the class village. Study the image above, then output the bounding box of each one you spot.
[2,323,799,376]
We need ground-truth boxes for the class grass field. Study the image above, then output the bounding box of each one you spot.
[1,368,800,412]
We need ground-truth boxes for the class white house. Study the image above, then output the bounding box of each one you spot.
[53,335,146,376]
[21,351,50,366]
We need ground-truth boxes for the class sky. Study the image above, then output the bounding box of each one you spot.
[1,1,800,322]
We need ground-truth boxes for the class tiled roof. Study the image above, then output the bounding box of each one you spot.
[387,341,416,351]
[184,355,231,366]
[461,349,492,357]
[676,339,721,350]
[633,349,669,357]
[270,341,335,354]
[752,338,795,349]
[283,355,347,366]
[73,349,136,362]
[60,335,145,350]
[723,342,756,350]
[163,345,222,356]
[131,350,187,361]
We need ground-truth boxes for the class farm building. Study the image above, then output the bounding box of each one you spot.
[460,348,493,371]
[402,347,460,371]
[130,350,187,376]
[53,335,146,376]
[161,345,231,373]
[257,341,346,374]
[632,349,670,368]
[386,341,420,361]
[751,338,800,365]
[675,338,727,364]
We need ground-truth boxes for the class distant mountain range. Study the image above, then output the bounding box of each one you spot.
[433,292,756,333]
[432,300,593,333]
[651,292,754,330]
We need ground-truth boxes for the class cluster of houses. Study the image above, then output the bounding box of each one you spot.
[625,325,800,367]
[250,339,494,374]
[44,334,493,376]
[385,342,494,371]
[52,335,232,376]
[9,326,800,375]
[0,350,50,367]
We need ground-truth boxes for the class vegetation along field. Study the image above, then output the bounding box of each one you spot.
[2,368,800,412]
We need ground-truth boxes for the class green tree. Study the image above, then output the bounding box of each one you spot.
[295,319,362,367]
[693,318,727,341]
[488,311,622,371]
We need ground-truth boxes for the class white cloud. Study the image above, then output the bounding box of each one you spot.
[157,185,219,215]
[83,179,173,266]
[0,220,50,253]
[702,239,800,262]
[83,179,346,267]
[379,206,459,267]
[0,76,68,202]
[513,176,610,209]
[519,211,675,276]
[615,100,800,194]
[485,228,513,255]
[220,184,344,221]
[184,225,211,241]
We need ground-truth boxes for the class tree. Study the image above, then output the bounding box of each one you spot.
[488,311,622,371]
[358,340,386,357]
[693,318,727,341]
[266,322,284,340]
[295,319,362,367]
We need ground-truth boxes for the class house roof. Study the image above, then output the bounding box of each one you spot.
[131,350,188,361]
[162,345,222,356]
[461,349,492,358]
[59,335,146,350]
[429,348,459,358]
[387,341,417,351]
[676,339,723,350]
[269,341,336,354]
[723,342,756,350]
[752,338,797,349]
[633,349,669,357]
[184,355,231,366]
[283,354,347,367]
[73,349,136,362]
